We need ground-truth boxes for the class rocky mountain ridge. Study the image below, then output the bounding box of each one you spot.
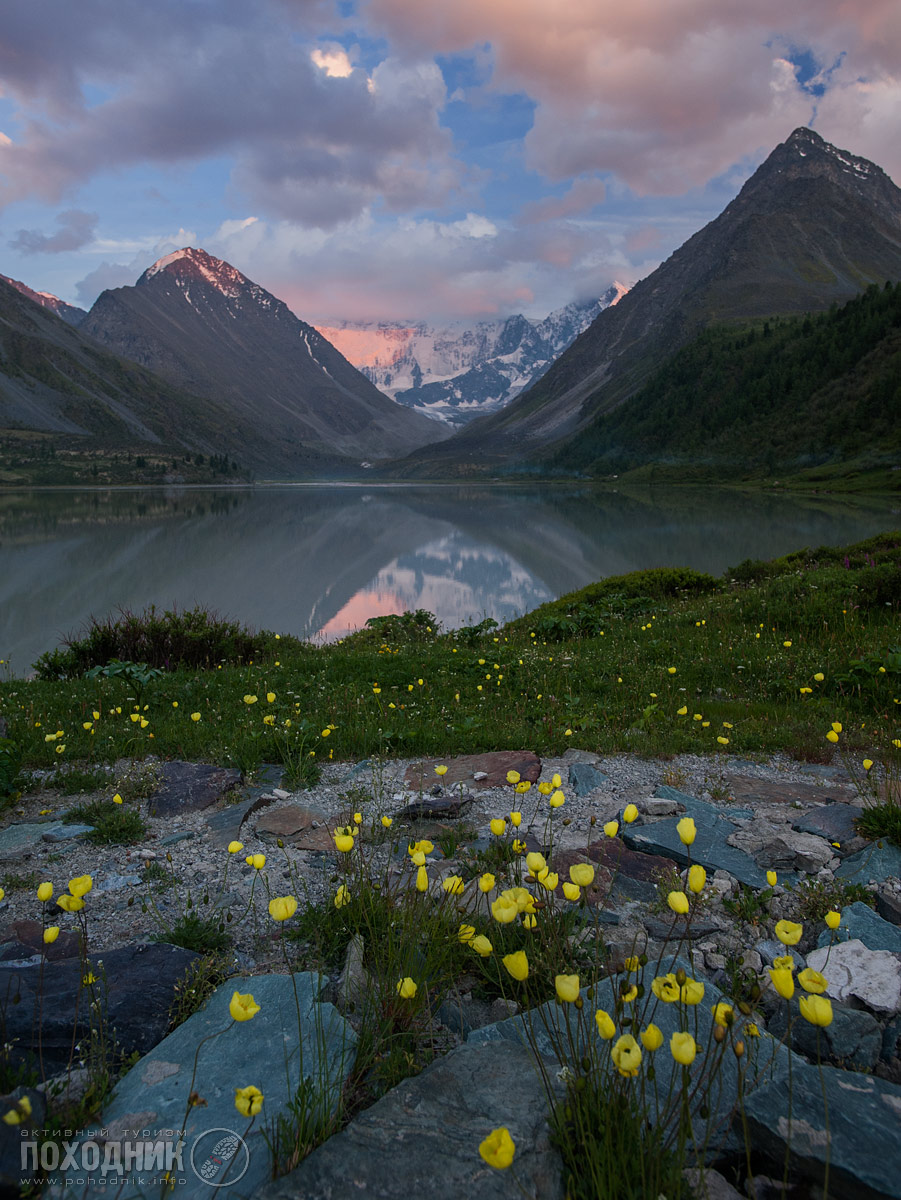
[0,272,87,327]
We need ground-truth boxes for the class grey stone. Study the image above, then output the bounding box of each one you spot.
[653,785,754,822]
[792,804,866,852]
[816,902,901,954]
[41,822,94,842]
[877,890,901,927]
[683,1166,744,1199]
[806,940,901,1014]
[641,797,680,816]
[147,760,242,818]
[742,1057,901,1199]
[257,1041,564,1200]
[94,871,142,893]
[47,973,356,1200]
[0,822,55,856]
[0,942,198,1076]
[726,825,833,874]
[836,841,901,884]
[624,815,770,889]
[397,793,474,819]
[567,762,611,795]
[767,1002,883,1071]
[883,1016,901,1064]
[755,939,805,970]
[159,830,195,846]
[335,934,368,1016]
[205,791,278,848]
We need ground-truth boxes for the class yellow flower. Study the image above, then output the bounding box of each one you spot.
[228,840,244,853]
[814,672,825,681]
[191,712,201,721]
[687,865,706,893]
[611,1034,642,1077]
[681,978,705,1005]
[334,885,350,908]
[479,1126,515,1169]
[458,924,476,944]
[443,875,465,895]
[416,866,428,893]
[552,773,562,788]
[130,713,140,723]
[670,1031,697,1066]
[246,853,266,869]
[490,818,507,836]
[651,974,680,1003]
[621,984,638,1002]
[43,926,60,944]
[537,780,553,795]
[798,968,828,994]
[83,972,97,985]
[562,882,581,902]
[640,1024,663,1051]
[2,1095,32,1125]
[229,991,261,1021]
[37,882,53,902]
[676,817,696,846]
[502,886,535,913]
[536,869,559,891]
[767,870,777,887]
[712,1003,734,1027]
[509,811,522,827]
[396,977,417,999]
[262,714,275,726]
[333,834,354,853]
[825,910,841,930]
[677,705,688,716]
[668,891,689,915]
[69,875,92,898]
[512,838,526,853]
[555,974,580,1002]
[266,692,276,703]
[235,1085,264,1117]
[243,694,258,705]
[799,994,833,1027]
[479,873,496,893]
[408,839,434,857]
[668,666,677,674]
[772,954,795,972]
[775,919,803,946]
[603,820,618,838]
[56,895,84,913]
[502,950,529,981]
[381,816,393,828]
[768,967,794,1000]
[863,758,874,771]
[826,730,839,743]
[491,895,519,924]
[470,935,493,956]
[515,780,532,794]
[717,736,729,746]
[506,770,521,784]
[525,852,546,876]
[595,1008,616,1039]
[623,803,638,823]
[434,764,448,776]
[268,896,298,922]
[549,789,565,808]
[832,721,842,733]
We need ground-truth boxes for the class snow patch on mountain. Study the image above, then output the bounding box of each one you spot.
[316,283,627,427]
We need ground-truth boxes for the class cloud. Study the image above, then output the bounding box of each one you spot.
[517,176,607,224]
[73,227,198,306]
[362,0,901,189]
[9,208,98,254]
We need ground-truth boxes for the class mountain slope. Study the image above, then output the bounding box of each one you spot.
[81,248,449,468]
[399,127,901,473]
[315,285,626,428]
[555,281,901,479]
[0,273,87,327]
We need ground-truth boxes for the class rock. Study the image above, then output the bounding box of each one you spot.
[742,1056,901,1199]
[41,823,94,842]
[0,822,58,857]
[159,831,194,846]
[45,973,356,1200]
[257,1041,564,1200]
[624,814,770,889]
[553,838,677,908]
[653,786,754,821]
[806,940,901,1014]
[93,871,142,893]
[204,790,279,848]
[147,761,242,818]
[792,804,867,853]
[877,890,901,927]
[723,775,856,806]
[755,939,805,970]
[397,793,474,819]
[0,942,198,1076]
[642,917,729,942]
[336,934,368,1016]
[405,752,541,791]
[683,1166,744,1199]
[767,1002,883,1071]
[642,797,680,816]
[816,902,901,954]
[883,1016,901,1066]
[726,825,833,874]
[561,748,601,764]
[255,805,322,843]
[567,762,611,795]
[836,841,901,885]
[1,918,82,961]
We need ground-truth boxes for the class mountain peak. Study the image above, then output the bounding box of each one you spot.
[140,246,250,298]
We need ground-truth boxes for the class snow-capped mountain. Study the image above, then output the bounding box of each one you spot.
[81,247,449,470]
[0,273,87,327]
[316,283,627,427]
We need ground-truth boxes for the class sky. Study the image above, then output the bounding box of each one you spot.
[0,0,899,325]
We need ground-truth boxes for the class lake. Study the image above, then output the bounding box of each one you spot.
[1,483,897,675]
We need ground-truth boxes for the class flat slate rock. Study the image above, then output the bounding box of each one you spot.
[816,901,901,954]
[723,774,856,806]
[0,821,56,856]
[41,823,94,842]
[625,812,769,889]
[255,804,326,843]
[405,751,541,791]
[567,762,611,795]
[767,1001,883,1071]
[836,841,901,884]
[0,941,197,1075]
[205,791,279,848]
[0,918,82,962]
[396,792,475,819]
[258,1041,564,1200]
[147,761,242,818]
[792,803,867,852]
[45,972,356,1200]
[653,786,754,822]
[553,838,675,907]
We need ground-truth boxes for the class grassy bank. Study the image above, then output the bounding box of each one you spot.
[1,532,899,783]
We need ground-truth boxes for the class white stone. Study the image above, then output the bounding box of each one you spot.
[806,939,901,1014]
[473,772,488,781]
[272,788,290,799]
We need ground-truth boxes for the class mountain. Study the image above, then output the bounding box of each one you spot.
[397,127,901,474]
[0,273,87,327]
[315,285,627,428]
[81,247,450,469]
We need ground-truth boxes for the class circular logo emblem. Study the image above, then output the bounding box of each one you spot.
[189,1128,250,1188]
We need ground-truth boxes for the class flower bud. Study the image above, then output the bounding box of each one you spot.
[733,1040,745,1058]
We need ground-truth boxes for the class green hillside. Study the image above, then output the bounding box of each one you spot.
[552,282,901,485]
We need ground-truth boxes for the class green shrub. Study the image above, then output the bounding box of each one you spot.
[156,913,231,954]
[0,737,22,800]
[63,799,147,845]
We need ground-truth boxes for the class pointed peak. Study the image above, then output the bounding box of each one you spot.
[139,246,260,300]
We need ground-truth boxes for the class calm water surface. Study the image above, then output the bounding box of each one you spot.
[1,484,897,674]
